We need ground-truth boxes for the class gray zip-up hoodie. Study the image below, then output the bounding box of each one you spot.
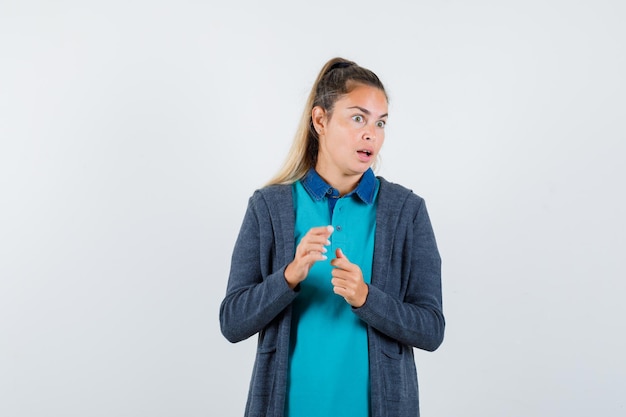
[220,177,444,417]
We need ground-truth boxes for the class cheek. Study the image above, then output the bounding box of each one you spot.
[377,135,385,149]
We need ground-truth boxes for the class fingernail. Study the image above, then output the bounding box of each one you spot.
[322,247,327,253]
[321,255,327,260]
[327,225,334,233]
[326,240,331,246]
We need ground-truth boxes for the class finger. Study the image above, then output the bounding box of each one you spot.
[299,240,328,253]
[331,277,351,289]
[306,251,327,261]
[297,246,328,262]
[331,278,348,292]
[332,285,346,297]
[332,281,357,300]
[331,270,358,285]
[303,235,331,248]
[298,241,330,260]
[330,254,353,270]
[308,225,334,237]
[301,231,332,248]
[298,232,331,252]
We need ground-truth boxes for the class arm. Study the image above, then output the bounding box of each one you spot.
[219,193,298,343]
[354,197,445,351]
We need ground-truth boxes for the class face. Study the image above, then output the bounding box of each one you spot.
[313,84,388,183]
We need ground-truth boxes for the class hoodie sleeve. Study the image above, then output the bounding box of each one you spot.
[354,194,445,352]
[219,191,298,343]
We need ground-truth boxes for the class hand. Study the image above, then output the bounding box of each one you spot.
[330,248,369,308]
[284,225,334,289]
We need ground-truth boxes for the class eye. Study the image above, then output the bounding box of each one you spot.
[376,120,386,128]
[352,115,364,123]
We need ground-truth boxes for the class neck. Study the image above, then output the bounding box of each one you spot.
[315,164,363,196]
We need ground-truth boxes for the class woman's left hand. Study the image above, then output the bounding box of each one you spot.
[330,248,369,308]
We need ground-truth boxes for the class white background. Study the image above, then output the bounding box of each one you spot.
[1,1,624,416]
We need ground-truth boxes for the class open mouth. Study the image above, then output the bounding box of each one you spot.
[357,150,372,157]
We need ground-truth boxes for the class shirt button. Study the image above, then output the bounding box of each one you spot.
[336,225,342,231]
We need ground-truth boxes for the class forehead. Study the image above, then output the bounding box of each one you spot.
[335,84,388,113]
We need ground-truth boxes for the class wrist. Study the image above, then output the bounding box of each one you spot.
[354,284,369,308]
[284,263,299,289]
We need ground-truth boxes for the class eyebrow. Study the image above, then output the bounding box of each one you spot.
[347,106,388,119]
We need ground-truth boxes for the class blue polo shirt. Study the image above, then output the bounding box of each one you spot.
[286,168,379,417]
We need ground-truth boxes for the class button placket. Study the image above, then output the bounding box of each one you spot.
[332,199,347,249]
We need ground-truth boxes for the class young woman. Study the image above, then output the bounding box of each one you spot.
[220,57,444,417]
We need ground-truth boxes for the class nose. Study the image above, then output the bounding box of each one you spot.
[363,125,375,141]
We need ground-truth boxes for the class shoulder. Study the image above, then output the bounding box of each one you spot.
[253,183,293,199]
[248,183,293,212]
[377,176,425,211]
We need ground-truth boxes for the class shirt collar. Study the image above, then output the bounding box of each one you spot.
[301,168,377,205]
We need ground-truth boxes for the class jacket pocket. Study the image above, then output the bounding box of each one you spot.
[381,339,403,360]
[245,324,280,417]
[380,341,419,403]
[251,346,277,395]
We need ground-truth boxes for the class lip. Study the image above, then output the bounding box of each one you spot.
[356,148,374,162]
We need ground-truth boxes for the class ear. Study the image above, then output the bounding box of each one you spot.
[311,106,327,135]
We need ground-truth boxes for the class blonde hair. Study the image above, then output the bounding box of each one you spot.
[266,57,387,186]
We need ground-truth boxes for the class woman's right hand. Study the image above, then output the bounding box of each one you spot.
[284,225,334,289]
